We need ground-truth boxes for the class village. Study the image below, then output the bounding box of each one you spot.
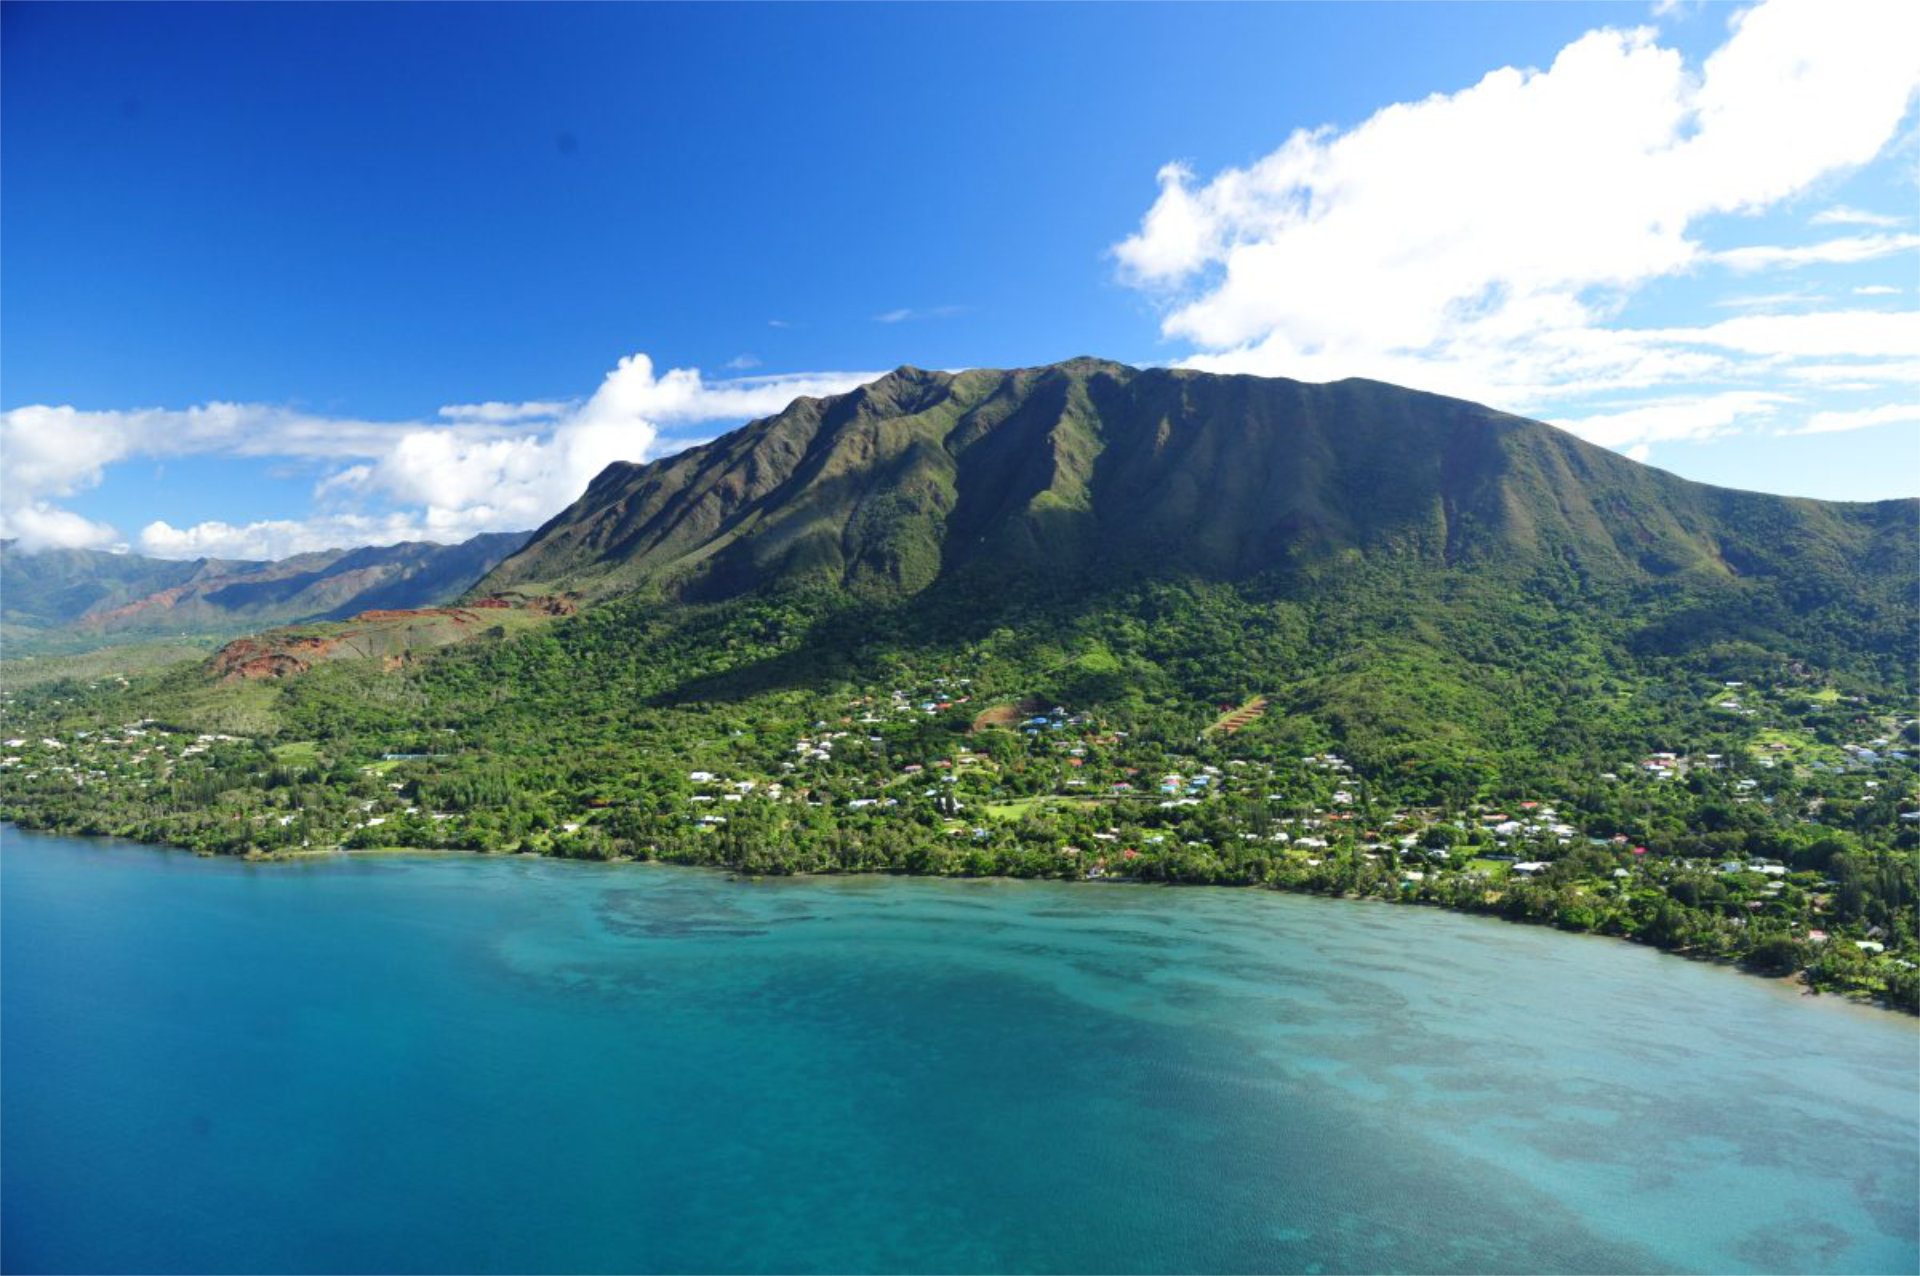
[3,660,1915,1009]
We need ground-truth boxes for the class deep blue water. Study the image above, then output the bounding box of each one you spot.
[2,827,1916,1275]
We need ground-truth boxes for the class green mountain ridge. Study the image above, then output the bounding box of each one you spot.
[480,358,1915,612]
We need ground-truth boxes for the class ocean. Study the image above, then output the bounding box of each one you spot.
[3,826,1915,1274]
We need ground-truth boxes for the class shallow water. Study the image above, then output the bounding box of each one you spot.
[3,826,1915,1274]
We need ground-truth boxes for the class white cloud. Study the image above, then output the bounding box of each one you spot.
[1781,359,1920,386]
[1554,391,1794,450]
[1785,403,1920,435]
[1854,284,1902,296]
[1637,309,1920,358]
[1711,233,1920,271]
[1114,0,1920,452]
[2,354,878,556]
[873,305,964,324]
[1711,288,1821,309]
[1811,204,1907,228]
[436,400,572,424]
[138,513,442,561]
[6,502,122,553]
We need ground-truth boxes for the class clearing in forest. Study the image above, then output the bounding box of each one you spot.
[1207,695,1268,735]
[971,697,1046,733]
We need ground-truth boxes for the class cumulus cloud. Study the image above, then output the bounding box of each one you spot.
[1114,0,1920,453]
[137,513,444,562]
[7,503,123,553]
[2,354,878,556]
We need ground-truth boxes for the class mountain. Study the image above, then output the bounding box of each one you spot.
[2,531,531,652]
[480,358,1915,617]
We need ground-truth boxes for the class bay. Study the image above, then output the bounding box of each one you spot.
[3,826,1915,1274]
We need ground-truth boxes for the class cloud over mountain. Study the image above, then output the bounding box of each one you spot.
[1115,0,1920,458]
[1,356,877,557]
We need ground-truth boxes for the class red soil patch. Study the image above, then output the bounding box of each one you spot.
[971,697,1045,733]
[211,635,337,681]
[1210,695,1269,735]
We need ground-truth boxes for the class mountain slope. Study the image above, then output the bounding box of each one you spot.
[481,359,1914,616]
[2,531,530,652]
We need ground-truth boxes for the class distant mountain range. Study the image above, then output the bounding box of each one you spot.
[1,531,530,652]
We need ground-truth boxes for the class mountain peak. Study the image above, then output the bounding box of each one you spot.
[478,360,1915,606]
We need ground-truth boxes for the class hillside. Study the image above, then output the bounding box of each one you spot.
[2,531,530,653]
[481,359,1914,616]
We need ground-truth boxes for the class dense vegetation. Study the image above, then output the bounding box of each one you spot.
[5,561,1915,1009]
[3,362,1914,1009]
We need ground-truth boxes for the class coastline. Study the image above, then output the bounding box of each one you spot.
[6,820,1912,1019]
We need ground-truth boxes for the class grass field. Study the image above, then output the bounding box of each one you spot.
[1748,726,1846,767]
[982,795,1102,822]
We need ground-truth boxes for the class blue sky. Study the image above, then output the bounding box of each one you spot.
[3,1,1915,559]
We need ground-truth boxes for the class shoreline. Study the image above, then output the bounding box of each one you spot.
[6,820,1912,1020]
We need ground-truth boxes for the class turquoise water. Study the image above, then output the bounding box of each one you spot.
[2,827,1915,1274]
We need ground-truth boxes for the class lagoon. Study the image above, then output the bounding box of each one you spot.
[2,826,1915,1274]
